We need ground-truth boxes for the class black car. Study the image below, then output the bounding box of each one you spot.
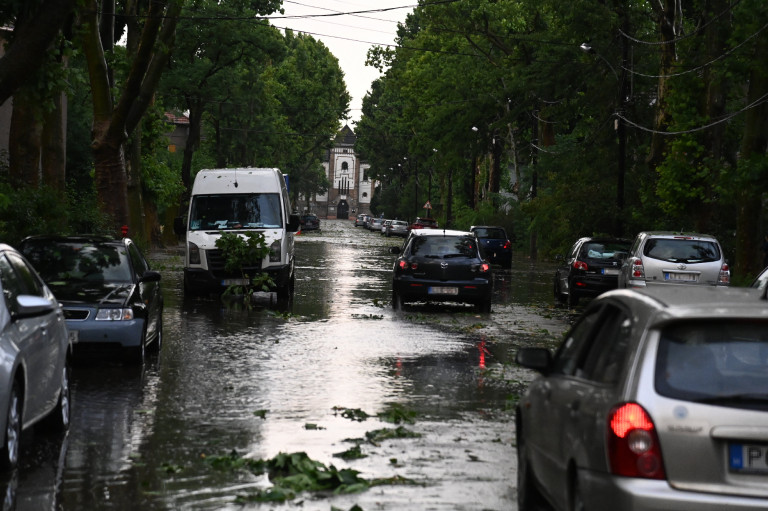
[391,229,493,312]
[300,214,320,231]
[470,225,513,268]
[19,235,164,363]
[554,237,631,306]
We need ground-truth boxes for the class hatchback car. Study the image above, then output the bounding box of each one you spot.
[300,214,320,231]
[0,244,71,470]
[554,236,631,306]
[516,285,768,511]
[368,217,384,231]
[386,220,409,237]
[408,217,438,230]
[380,219,391,235]
[618,231,730,288]
[470,225,513,268]
[391,229,492,312]
[20,236,163,364]
[354,214,366,227]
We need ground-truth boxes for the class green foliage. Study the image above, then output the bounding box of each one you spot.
[214,231,275,298]
[376,404,417,424]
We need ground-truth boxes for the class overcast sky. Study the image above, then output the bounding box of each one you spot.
[274,1,413,126]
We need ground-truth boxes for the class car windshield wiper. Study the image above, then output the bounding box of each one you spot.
[693,393,768,405]
[443,253,469,258]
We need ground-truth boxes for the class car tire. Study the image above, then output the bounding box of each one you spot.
[276,271,295,306]
[566,279,580,307]
[570,474,586,511]
[554,276,567,304]
[392,290,404,311]
[42,362,71,433]
[126,331,146,365]
[517,424,547,510]
[476,296,492,313]
[148,318,163,354]
[1,381,21,471]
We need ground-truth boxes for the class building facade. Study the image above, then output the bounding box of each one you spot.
[306,125,373,220]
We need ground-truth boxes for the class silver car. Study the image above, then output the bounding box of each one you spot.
[0,244,71,470]
[386,220,409,237]
[516,285,768,511]
[618,231,730,288]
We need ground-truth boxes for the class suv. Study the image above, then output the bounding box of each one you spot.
[618,231,730,288]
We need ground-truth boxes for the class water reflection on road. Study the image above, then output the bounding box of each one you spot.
[3,220,571,510]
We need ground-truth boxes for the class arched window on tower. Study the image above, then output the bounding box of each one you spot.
[341,162,348,170]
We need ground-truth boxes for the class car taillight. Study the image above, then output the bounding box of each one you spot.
[573,260,588,271]
[398,260,417,271]
[479,262,490,273]
[718,263,730,284]
[503,240,511,249]
[631,257,645,279]
[607,403,666,480]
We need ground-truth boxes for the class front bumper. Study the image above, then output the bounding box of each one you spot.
[185,263,292,294]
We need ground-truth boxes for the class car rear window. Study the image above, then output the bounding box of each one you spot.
[474,228,506,239]
[655,320,768,408]
[643,238,720,263]
[580,241,630,259]
[411,236,476,258]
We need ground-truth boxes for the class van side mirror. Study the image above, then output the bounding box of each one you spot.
[288,213,301,232]
[173,216,185,235]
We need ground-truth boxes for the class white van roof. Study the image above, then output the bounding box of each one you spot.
[191,168,284,195]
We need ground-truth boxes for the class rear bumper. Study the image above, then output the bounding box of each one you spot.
[393,277,492,304]
[580,468,768,510]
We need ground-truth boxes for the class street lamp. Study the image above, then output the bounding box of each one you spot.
[580,42,628,237]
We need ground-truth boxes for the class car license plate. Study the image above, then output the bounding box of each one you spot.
[222,278,251,286]
[602,268,619,275]
[729,443,768,473]
[428,286,458,295]
[68,330,79,344]
[664,272,697,282]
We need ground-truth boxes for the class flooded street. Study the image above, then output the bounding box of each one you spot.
[4,220,573,510]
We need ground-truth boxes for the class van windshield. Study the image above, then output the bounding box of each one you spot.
[189,194,282,230]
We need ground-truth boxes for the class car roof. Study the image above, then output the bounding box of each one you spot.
[637,231,720,241]
[21,234,126,245]
[409,228,473,237]
[575,236,632,243]
[598,286,768,323]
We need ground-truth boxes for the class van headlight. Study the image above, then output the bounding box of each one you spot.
[189,242,201,265]
[96,308,134,321]
[270,239,281,262]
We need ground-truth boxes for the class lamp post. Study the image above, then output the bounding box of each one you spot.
[580,42,628,236]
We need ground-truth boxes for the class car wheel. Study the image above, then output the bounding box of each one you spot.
[1,381,21,471]
[276,272,295,305]
[554,276,567,304]
[570,474,585,511]
[517,423,546,510]
[126,331,146,365]
[392,290,404,311]
[476,296,492,313]
[42,362,71,433]
[148,317,163,353]
[566,279,580,307]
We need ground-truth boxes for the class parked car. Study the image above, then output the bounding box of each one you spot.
[750,265,768,290]
[470,225,513,268]
[516,285,768,511]
[386,220,409,237]
[0,243,72,470]
[20,236,164,364]
[354,214,366,227]
[618,231,730,289]
[390,229,493,312]
[408,217,438,231]
[300,214,320,231]
[380,219,392,235]
[554,236,631,306]
[368,217,384,232]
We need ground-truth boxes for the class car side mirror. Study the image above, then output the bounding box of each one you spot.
[515,347,552,374]
[389,246,402,255]
[173,216,185,235]
[14,295,55,320]
[288,213,301,232]
[141,270,162,283]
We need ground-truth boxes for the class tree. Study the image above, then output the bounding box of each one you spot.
[80,0,183,233]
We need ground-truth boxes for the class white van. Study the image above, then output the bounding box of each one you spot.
[179,168,300,298]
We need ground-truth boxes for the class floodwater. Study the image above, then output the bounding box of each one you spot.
[1,220,573,511]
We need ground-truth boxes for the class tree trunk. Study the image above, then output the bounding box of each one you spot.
[735,28,768,278]
[41,91,67,191]
[646,0,677,170]
[8,95,41,186]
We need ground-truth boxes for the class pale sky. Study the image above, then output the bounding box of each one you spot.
[274,1,413,126]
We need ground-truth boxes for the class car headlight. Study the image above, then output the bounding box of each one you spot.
[270,239,281,262]
[189,242,201,265]
[95,308,134,321]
